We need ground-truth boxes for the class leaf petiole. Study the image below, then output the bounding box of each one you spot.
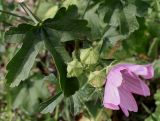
[20,2,41,24]
[0,10,31,21]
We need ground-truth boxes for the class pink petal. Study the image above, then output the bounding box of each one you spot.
[122,70,150,96]
[118,86,138,113]
[121,107,129,117]
[107,70,123,87]
[143,64,154,79]
[123,64,154,79]
[103,81,120,106]
[104,103,119,110]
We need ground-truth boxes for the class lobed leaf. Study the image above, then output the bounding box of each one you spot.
[13,74,50,114]
[98,0,150,36]
[153,60,160,79]
[6,32,43,87]
[42,28,79,97]
[40,92,64,114]
[44,5,90,42]
[123,4,139,35]
[5,23,33,43]
[145,90,160,121]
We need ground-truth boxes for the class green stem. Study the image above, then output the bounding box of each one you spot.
[95,109,103,121]
[0,10,31,21]
[75,0,90,56]
[45,114,51,121]
[54,105,59,120]
[20,2,41,24]
[141,103,157,121]
[65,107,71,121]
[74,40,80,58]
[77,95,94,120]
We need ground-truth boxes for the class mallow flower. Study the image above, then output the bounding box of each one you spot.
[103,64,154,116]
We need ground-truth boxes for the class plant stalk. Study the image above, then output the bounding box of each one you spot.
[20,2,41,24]
[0,10,31,21]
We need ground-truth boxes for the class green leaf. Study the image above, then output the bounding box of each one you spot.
[62,0,90,15]
[4,24,33,43]
[95,109,112,121]
[107,4,139,35]
[70,84,95,115]
[44,73,59,84]
[70,84,103,116]
[145,90,160,121]
[80,47,99,65]
[6,32,43,87]
[78,84,98,101]
[101,18,148,60]
[40,92,64,114]
[42,28,79,97]
[98,0,149,36]
[13,87,28,110]
[147,21,160,37]
[67,59,83,77]
[60,32,76,42]
[36,1,58,20]
[44,5,90,41]
[88,70,106,88]
[99,0,119,23]
[13,74,50,114]
[0,1,3,16]
[123,4,139,35]
[103,27,125,45]
[109,8,120,27]
[119,9,130,35]
[84,4,107,39]
[135,0,150,17]
[71,92,83,115]
[42,28,71,63]
[153,60,160,79]
[44,5,89,32]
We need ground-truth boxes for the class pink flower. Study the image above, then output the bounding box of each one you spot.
[103,64,154,117]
